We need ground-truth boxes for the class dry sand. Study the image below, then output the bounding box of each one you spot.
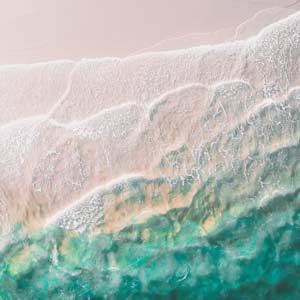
[0,0,298,64]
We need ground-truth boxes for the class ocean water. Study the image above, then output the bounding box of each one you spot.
[1,183,300,299]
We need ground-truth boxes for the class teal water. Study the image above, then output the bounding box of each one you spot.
[1,185,300,299]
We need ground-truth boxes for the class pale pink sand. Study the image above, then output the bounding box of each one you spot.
[0,0,298,64]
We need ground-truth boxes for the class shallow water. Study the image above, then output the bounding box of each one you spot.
[1,185,300,299]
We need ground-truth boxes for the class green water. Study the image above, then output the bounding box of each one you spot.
[1,185,300,300]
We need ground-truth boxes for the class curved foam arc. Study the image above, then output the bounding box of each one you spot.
[44,173,144,228]
[233,6,297,40]
[129,27,235,56]
[46,61,79,118]
[130,6,297,55]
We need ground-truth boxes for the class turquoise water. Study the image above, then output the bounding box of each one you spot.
[1,185,300,299]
